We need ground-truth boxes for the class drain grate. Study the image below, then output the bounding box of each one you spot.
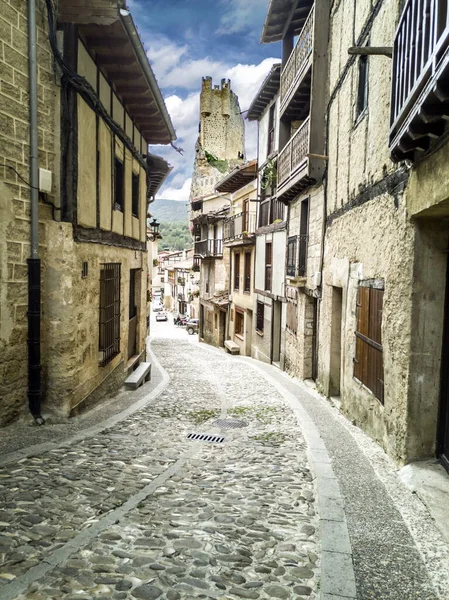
[187,433,224,443]
[213,419,248,429]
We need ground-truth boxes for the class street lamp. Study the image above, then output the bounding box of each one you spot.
[150,218,160,236]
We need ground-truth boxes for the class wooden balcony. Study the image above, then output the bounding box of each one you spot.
[194,239,223,258]
[280,6,314,115]
[224,212,256,242]
[390,0,449,162]
[277,117,324,201]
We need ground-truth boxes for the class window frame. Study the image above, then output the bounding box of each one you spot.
[354,282,384,403]
[99,263,121,367]
[356,55,369,119]
[114,157,124,212]
[256,300,264,334]
[235,309,244,338]
[131,171,140,218]
[265,242,272,291]
[234,252,240,291]
[244,252,251,293]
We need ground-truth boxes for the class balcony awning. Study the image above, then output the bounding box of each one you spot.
[147,153,172,199]
[247,65,281,121]
[215,160,258,193]
[58,0,176,145]
[261,0,314,44]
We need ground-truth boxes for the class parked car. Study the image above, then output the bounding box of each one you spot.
[155,312,168,322]
[186,319,199,335]
[153,305,163,312]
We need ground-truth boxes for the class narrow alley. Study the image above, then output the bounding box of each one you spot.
[1,319,447,600]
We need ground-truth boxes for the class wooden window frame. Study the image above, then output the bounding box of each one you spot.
[114,157,124,212]
[234,252,240,291]
[354,283,384,403]
[244,252,251,293]
[235,309,244,338]
[356,55,369,118]
[131,171,139,218]
[265,242,272,291]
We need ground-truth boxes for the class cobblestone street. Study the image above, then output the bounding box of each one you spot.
[0,320,448,599]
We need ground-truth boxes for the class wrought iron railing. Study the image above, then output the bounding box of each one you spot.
[194,239,223,257]
[224,212,256,240]
[278,117,310,187]
[391,0,449,135]
[280,7,314,104]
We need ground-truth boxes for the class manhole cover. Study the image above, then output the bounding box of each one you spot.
[213,419,248,429]
[187,433,224,443]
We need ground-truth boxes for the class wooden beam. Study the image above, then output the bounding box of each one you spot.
[348,46,393,58]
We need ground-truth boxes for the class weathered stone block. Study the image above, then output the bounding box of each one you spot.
[4,44,28,75]
[7,241,22,261]
[0,113,14,137]
[12,25,27,55]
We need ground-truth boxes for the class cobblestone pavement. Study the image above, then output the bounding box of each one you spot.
[0,335,319,600]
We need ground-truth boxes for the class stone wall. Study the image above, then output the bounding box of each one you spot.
[0,0,57,424]
[317,0,420,462]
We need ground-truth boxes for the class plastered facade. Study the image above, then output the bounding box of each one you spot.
[317,0,434,463]
[0,3,168,424]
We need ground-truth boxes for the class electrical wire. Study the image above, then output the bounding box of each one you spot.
[0,164,39,189]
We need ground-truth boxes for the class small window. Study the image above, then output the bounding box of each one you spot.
[129,268,138,319]
[132,172,139,218]
[356,55,369,118]
[244,252,251,292]
[267,103,276,155]
[235,310,244,337]
[114,158,124,212]
[354,284,384,402]
[234,253,240,290]
[256,301,264,334]
[99,263,121,366]
[287,237,298,277]
[265,243,272,291]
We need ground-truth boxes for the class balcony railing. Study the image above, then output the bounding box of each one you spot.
[278,117,310,189]
[390,0,449,160]
[194,239,223,258]
[224,212,256,241]
[280,7,314,107]
[258,197,285,228]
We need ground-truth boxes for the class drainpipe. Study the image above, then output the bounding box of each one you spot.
[27,0,43,424]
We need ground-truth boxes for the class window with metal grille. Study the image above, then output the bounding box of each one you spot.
[114,158,124,212]
[235,309,244,337]
[354,284,384,403]
[132,172,139,218]
[287,237,298,277]
[265,243,272,291]
[99,263,121,366]
[256,301,264,333]
[234,253,240,290]
[244,252,251,293]
[357,55,369,118]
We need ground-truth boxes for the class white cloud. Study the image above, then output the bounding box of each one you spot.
[217,0,268,35]
[158,177,192,202]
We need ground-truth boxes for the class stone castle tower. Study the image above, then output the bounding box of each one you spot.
[189,77,246,200]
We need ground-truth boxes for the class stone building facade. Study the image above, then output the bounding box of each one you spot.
[0,0,174,424]
[250,0,449,468]
[190,78,245,349]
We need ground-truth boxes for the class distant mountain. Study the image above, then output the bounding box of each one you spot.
[151,199,188,224]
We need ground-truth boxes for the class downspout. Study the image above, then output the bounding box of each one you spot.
[27,0,44,424]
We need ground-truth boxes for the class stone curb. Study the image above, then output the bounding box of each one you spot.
[233,356,357,600]
[0,341,170,467]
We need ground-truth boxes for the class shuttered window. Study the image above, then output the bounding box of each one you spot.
[354,285,384,403]
[286,300,297,334]
[265,243,272,291]
[235,309,244,337]
[234,253,240,290]
[244,252,251,292]
[256,301,264,333]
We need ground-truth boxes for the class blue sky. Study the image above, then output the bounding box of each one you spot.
[127,0,281,201]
